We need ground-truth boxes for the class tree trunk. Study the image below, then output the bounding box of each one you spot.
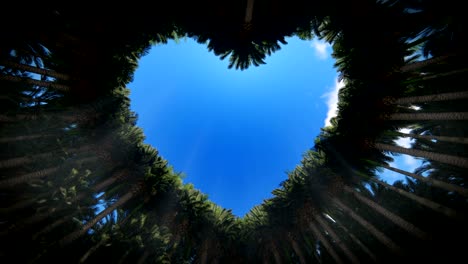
[395,91,468,104]
[0,156,98,187]
[420,68,468,81]
[91,169,129,193]
[60,185,140,245]
[0,111,96,123]
[0,152,55,168]
[314,214,360,264]
[0,134,53,143]
[332,197,402,255]
[390,112,468,121]
[370,177,459,218]
[343,186,429,240]
[0,74,69,91]
[400,55,449,72]
[393,131,468,145]
[245,0,254,23]
[117,250,131,264]
[270,241,282,264]
[381,164,468,197]
[33,179,130,239]
[200,240,209,264]
[136,249,150,264]
[6,112,100,125]
[0,204,65,237]
[375,142,468,169]
[0,61,70,80]
[0,197,37,213]
[0,166,59,188]
[308,221,343,264]
[79,235,109,263]
[333,217,378,262]
[288,234,307,264]
[33,216,72,240]
[0,145,91,169]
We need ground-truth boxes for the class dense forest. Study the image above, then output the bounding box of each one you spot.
[1,0,467,263]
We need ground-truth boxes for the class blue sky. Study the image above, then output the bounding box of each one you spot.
[129,36,420,217]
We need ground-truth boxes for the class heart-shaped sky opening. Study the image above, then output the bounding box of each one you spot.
[129,36,341,216]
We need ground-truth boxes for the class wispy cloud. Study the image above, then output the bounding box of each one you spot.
[311,39,331,60]
[394,128,413,148]
[393,128,420,166]
[323,79,345,127]
[409,105,421,111]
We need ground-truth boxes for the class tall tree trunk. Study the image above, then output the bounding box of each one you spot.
[245,0,254,23]
[3,190,91,237]
[117,250,131,264]
[332,197,402,255]
[400,55,449,72]
[60,185,140,246]
[33,184,124,239]
[0,134,53,143]
[420,68,468,81]
[270,241,282,264]
[0,156,99,187]
[0,61,70,80]
[390,112,468,121]
[0,111,96,123]
[168,219,189,256]
[343,186,429,240]
[33,216,72,240]
[393,131,468,145]
[0,166,59,188]
[370,177,459,218]
[314,214,360,264]
[308,221,343,264]
[333,217,378,262]
[375,142,468,168]
[0,145,91,169]
[395,91,468,104]
[0,197,37,213]
[0,152,55,168]
[91,169,130,194]
[200,240,209,264]
[0,74,69,91]
[136,249,150,264]
[79,235,109,263]
[380,164,468,197]
[0,206,59,237]
[287,233,307,264]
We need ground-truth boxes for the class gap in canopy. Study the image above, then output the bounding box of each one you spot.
[129,36,339,217]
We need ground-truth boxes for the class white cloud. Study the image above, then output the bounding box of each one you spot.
[393,128,420,166]
[311,39,331,60]
[409,105,421,111]
[394,128,413,148]
[323,79,345,127]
